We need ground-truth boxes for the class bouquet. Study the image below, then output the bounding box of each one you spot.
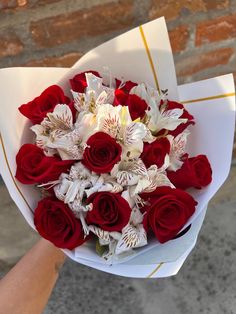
[15,70,212,262]
[0,17,235,277]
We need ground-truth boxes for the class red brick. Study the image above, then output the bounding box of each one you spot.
[23,52,83,67]
[0,33,24,58]
[32,0,60,4]
[0,0,27,9]
[176,48,234,77]
[169,25,189,53]
[149,0,229,21]
[204,0,229,10]
[0,0,61,10]
[30,0,134,48]
[196,14,236,46]
[30,0,63,7]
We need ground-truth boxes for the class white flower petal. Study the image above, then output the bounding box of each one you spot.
[121,190,135,208]
[130,207,144,225]
[47,104,73,130]
[89,225,110,243]
[123,122,147,146]
[168,132,189,171]
[115,224,147,255]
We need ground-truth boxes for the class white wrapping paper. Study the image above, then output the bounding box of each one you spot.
[0,17,235,277]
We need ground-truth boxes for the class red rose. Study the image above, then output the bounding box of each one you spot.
[141,137,170,168]
[142,186,197,243]
[115,79,137,93]
[167,155,212,190]
[127,94,148,120]
[19,85,74,125]
[86,192,132,232]
[159,100,195,137]
[82,132,122,174]
[34,197,86,249]
[16,144,73,184]
[113,89,128,106]
[113,91,147,120]
[70,70,100,93]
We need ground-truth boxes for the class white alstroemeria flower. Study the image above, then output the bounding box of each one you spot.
[167,131,189,171]
[147,102,188,135]
[46,128,85,160]
[111,158,148,187]
[88,225,123,261]
[88,225,121,246]
[74,110,97,143]
[96,174,123,193]
[140,165,174,193]
[30,124,57,156]
[53,162,123,212]
[130,83,187,135]
[129,207,144,226]
[96,104,147,158]
[47,104,74,129]
[123,155,173,199]
[72,73,114,114]
[85,174,123,198]
[31,104,74,156]
[115,224,147,255]
[54,162,97,205]
[53,162,102,235]
[130,82,162,105]
[121,189,136,208]
[95,103,122,138]
[115,207,147,255]
[143,127,156,143]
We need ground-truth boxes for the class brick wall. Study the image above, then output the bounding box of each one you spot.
[0,0,236,81]
[0,0,236,157]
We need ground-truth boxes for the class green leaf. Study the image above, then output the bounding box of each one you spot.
[96,240,108,256]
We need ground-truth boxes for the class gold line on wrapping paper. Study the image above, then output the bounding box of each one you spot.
[143,92,234,278]
[139,25,160,93]
[0,133,33,213]
[146,262,164,278]
[181,92,235,104]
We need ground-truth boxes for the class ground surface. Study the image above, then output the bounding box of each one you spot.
[0,167,236,314]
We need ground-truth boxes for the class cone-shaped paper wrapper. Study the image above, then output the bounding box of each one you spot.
[0,17,235,277]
